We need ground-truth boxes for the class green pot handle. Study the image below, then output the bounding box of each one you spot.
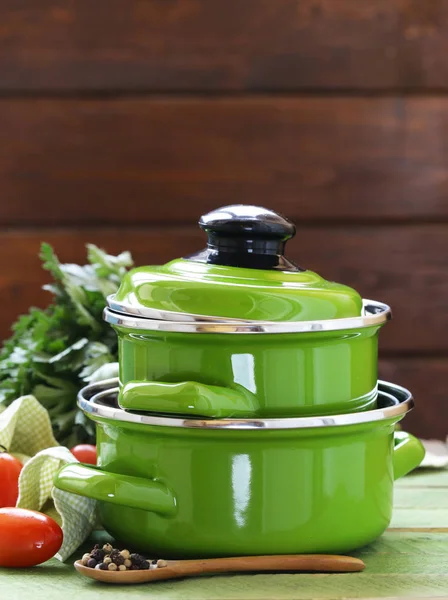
[393,430,425,480]
[119,380,259,418]
[54,463,177,516]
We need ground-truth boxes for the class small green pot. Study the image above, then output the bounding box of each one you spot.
[105,205,391,418]
[112,320,383,418]
[54,379,424,557]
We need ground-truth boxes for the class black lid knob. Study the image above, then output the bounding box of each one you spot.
[187,205,302,271]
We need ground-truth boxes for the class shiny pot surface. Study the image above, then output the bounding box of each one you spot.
[54,379,424,557]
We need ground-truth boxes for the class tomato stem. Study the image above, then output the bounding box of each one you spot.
[0,444,7,454]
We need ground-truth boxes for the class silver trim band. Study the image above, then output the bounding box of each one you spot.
[107,294,251,323]
[78,378,413,430]
[103,299,391,334]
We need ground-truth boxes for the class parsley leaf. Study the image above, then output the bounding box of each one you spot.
[0,243,133,446]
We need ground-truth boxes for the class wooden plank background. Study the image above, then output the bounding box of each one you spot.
[1,0,447,439]
[2,0,448,92]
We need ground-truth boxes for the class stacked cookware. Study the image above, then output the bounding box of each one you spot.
[55,205,425,557]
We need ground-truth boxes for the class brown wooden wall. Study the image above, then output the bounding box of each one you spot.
[1,0,447,439]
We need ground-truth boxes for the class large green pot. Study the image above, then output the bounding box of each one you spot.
[104,205,391,418]
[54,379,424,557]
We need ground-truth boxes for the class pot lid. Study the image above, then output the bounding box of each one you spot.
[110,205,364,323]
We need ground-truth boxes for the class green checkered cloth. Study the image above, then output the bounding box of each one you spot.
[0,395,97,561]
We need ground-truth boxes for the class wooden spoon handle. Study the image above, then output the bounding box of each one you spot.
[172,554,365,578]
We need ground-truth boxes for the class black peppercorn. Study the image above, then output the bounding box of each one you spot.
[90,544,105,562]
[86,558,97,569]
[110,549,125,565]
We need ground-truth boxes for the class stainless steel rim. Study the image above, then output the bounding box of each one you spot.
[103,299,391,334]
[107,294,251,323]
[78,378,413,430]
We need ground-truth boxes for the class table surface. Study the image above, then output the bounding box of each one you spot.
[2,468,448,600]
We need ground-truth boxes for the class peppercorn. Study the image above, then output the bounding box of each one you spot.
[108,562,118,571]
[87,558,97,569]
[157,559,168,569]
[99,563,109,570]
[118,565,127,571]
[110,549,125,566]
[90,550,104,562]
[103,556,112,565]
[120,549,131,560]
[130,552,147,567]
[130,564,140,570]
[124,558,132,568]
[81,553,91,566]
[103,543,113,554]
[90,545,105,562]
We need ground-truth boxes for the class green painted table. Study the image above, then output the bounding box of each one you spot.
[2,469,448,600]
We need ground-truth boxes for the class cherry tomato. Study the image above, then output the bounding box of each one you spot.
[0,446,22,508]
[70,444,97,465]
[0,508,63,567]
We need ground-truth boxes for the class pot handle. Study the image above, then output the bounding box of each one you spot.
[393,430,425,480]
[54,463,177,516]
[119,380,259,418]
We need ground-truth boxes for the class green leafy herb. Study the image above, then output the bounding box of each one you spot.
[0,244,133,446]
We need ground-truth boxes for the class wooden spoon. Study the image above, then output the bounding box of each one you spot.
[74,554,365,584]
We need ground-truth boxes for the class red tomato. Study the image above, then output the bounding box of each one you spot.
[0,447,22,508]
[70,444,97,465]
[0,508,63,567]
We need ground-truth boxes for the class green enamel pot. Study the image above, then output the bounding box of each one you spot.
[108,315,386,418]
[104,205,392,419]
[54,379,424,557]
